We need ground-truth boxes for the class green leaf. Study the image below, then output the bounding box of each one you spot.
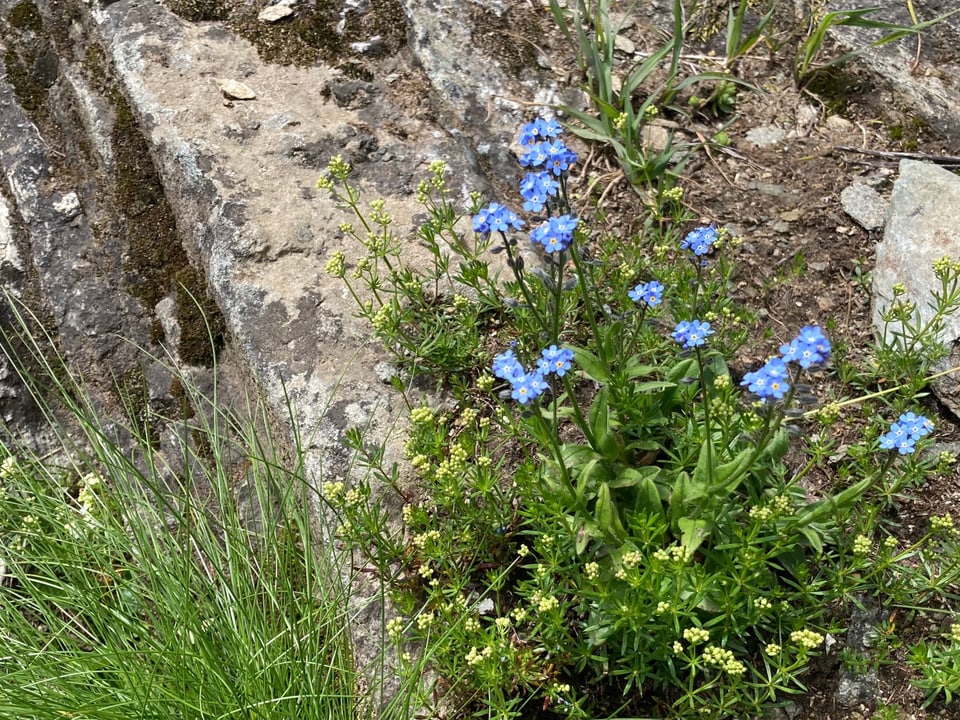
[799,526,824,555]
[714,447,754,494]
[691,442,753,496]
[575,520,600,555]
[576,457,604,501]
[678,517,709,558]
[573,347,612,383]
[560,442,597,470]
[588,390,623,463]
[633,475,665,520]
[631,380,676,393]
[596,482,626,541]
[622,356,657,379]
[761,427,791,462]
[608,465,658,489]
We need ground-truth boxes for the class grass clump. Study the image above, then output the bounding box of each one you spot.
[0,302,360,719]
[316,114,960,718]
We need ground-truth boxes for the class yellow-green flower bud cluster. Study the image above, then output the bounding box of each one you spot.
[931,514,958,535]
[412,529,441,550]
[328,154,351,178]
[458,406,479,426]
[662,186,684,202]
[933,255,960,277]
[387,617,405,641]
[584,562,600,580]
[352,256,371,279]
[702,645,746,675]
[816,402,841,426]
[325,250,346,278]
[435,445,469,483]
[0,456,19,478]
[531,590,559,613]
[748,494,792,523]
[416,612,434,630]
[77,473,104,516]
[950,623,960,644]
[322,481,345,502]
[466,645,493,666]
[371,304,393,332]
[368,199,391,226]
[937,450,958,473]
[683,627,710,645]
[853,534,872,556]
[653,545,690,563]
[410,406,435,425]
[316,154,351,188]
[343,486,365,507]
[790,629,824,650]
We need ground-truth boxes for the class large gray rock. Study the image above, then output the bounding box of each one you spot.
[828,0,960,143]
[873,160,960,343]
[873,160,960,416]
[0,0,566,696]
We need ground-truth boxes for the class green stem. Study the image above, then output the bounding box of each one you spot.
[501,233,549,333]
[551,252,566,346]
[802,363,960,420]
[567,237,611,369]
[560,374,597,449]
[694,347,714,485]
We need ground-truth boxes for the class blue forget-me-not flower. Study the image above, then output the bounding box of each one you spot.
[672,320,714,349]
[628,281,664,307]
[680,226,718,256]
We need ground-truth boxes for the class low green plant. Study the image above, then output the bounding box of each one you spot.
[873,265,960,390]
[910,615,960,706]
[0,300,363,719]
[316,119,960,718]
[793,5,959,88]
[547,0,744,186]
[722,0,776,71]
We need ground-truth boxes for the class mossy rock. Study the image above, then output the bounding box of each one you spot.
[165,0,227,22]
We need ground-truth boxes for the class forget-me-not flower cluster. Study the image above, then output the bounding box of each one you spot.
[473,203,524,235]
[471,119,579,259]
[519,171,560,213]
[879,412,934,454]
[518,117,563,147]
[531,215,579,254]
[629,280,664,307]
[680,226,718,256]
[520,139,578,176]
[493,345,575,405]
[672,320,714,349]
[741,325,832,401]
[779,325,832,368]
